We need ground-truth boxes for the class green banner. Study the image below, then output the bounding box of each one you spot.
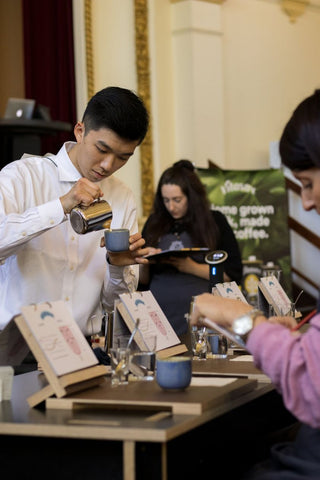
[197,167,292,296]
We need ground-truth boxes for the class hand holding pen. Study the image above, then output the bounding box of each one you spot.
[291,309,317,332]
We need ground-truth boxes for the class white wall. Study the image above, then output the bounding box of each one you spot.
[148,0,176,183]
[74,0,320,205]
[170,1,225,168]
[90,0,143,215]
[151,0,320,171]
[222,0,320,169]
[72,0,320,297]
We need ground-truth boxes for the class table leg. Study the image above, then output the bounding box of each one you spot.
[124,440,136,480]
[161,443,168,480]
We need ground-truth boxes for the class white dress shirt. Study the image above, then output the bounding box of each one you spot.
[0,142,138,335]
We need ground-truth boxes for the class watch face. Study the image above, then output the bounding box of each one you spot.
[233,315,253,335]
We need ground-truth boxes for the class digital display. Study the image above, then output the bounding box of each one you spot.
[205,250,228,265]
[205,250,228,288]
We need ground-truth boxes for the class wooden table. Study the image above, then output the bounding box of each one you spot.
[0,369,277,480]
[192,355,271,383]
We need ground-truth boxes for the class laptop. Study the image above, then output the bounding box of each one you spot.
[4,98,36,119]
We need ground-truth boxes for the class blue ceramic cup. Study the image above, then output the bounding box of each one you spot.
[104,228,130,252]
[156,356,192,391]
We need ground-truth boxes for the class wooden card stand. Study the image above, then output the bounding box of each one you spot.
[258,275,301,318]
[114,291,188,357]
[156,344,188,359]
[14,304,108,408]
[24,364,107,408]
[115,302,187,358]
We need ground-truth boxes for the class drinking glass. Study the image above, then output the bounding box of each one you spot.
[110,347,130,385]
[207,333,228,359]
[191,327,207,360]
[129,334,157,381]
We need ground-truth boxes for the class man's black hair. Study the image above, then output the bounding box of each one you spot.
[82,86,149,144]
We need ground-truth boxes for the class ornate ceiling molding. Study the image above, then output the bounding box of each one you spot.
[280,0,310,22]
[170,0,312,23]
[170,0,226,3]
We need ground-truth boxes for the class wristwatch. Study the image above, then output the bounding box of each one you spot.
[232,309,264,340]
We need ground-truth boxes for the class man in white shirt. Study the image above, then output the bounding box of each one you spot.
[0,86,150,338]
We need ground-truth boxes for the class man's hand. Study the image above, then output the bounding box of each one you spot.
[103,233,153,266]
[60,178,104,214]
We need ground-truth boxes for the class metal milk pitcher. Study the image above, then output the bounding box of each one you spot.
[70,199,113,234]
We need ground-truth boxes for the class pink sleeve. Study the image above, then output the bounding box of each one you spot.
[246,314,320,428]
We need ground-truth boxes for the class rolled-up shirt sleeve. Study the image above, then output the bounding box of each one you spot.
[247,315,320,428]
[0,199,65,261]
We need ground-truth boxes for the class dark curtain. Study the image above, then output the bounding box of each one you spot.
[22,0,77,154]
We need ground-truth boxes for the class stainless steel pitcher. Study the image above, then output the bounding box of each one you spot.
[70,199,113,234]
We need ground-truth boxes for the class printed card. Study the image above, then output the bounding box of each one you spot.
[21,301,98,376]
[118,291,181,352]
[213,281,248,303]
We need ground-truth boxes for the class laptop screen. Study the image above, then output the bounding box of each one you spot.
[4,98,36,120]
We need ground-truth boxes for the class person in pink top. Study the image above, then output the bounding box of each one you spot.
[191,90,320,479]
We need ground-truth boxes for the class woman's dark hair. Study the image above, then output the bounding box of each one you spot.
[82,86,149,144]
[280,90,320,171]
[143,159,220,249]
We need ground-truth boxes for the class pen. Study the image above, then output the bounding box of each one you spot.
[291,308,317,332]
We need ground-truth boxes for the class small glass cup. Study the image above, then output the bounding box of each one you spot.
[129,334,157,381]
[113,334,131,349]
[262,268,281,282]
[191,327,208,360]
[207,333,228,359]
[110,347,130,386]
[268,304,276,317]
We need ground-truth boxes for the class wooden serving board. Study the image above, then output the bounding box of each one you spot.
[192,358,271,383]
[46,376,257,415]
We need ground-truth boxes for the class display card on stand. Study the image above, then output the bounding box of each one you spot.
[209,282,249,350]
[13,301,107,407]
[113,290,188,358]
[258,275,301,318]
[213,281,248,303]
